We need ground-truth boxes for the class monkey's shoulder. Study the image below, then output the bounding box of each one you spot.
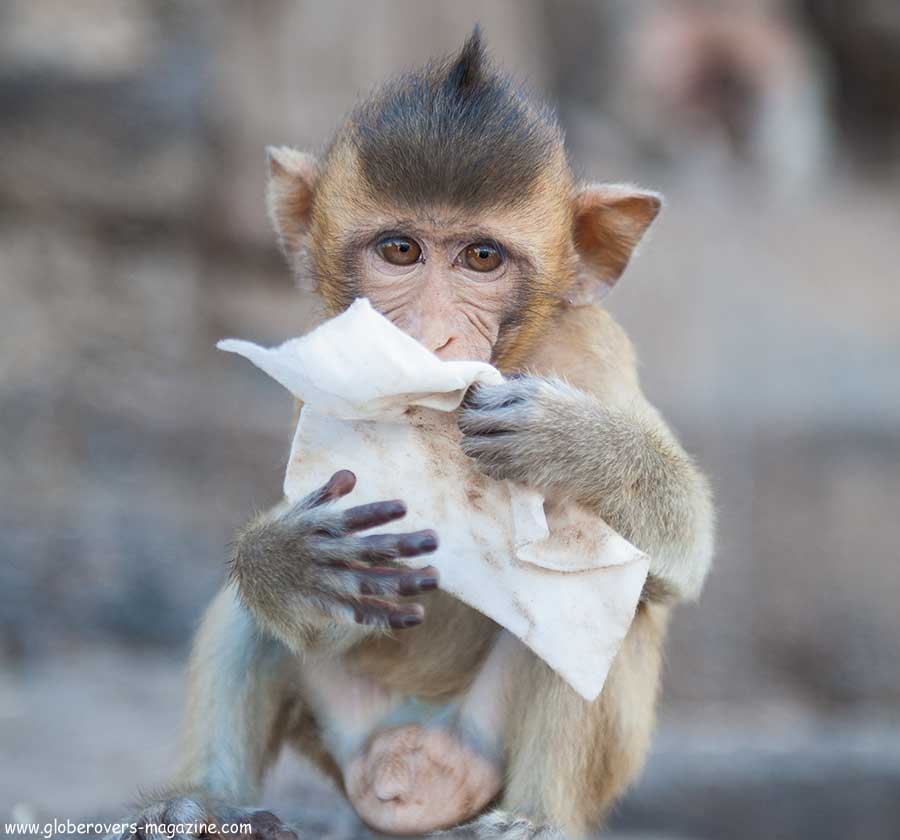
[527,304,640,402]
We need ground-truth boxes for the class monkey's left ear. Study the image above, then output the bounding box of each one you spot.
[266,145,318,265]
[568,184,663,305]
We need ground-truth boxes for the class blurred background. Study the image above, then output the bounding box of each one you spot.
[1,1,898,838]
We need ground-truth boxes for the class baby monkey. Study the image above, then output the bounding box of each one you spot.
[116,31,713,840]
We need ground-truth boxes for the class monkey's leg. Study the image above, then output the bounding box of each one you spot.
[112,585,300,840]
[340,633,515,835]
[450,605,667,840]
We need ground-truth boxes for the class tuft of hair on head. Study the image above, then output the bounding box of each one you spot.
[446,26,485,92]
[346,27,565,211]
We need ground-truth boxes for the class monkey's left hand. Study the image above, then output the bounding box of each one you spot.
[458,376,596,489]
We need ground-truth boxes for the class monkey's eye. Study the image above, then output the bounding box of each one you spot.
[376,236,422,266]
[461,242,503,273]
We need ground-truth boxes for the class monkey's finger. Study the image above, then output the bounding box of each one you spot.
[237,809,300,840]
[460,437,515,468]
[343,563,440,597]
[459,436,517,480]
[355,529,439,561]
[462,381,513,409]
[461,382,483,408]
[463,378,533,410]
[458,407,521,436]
[341,595,426,630]
[340,499,407,532]
[301,470,357,509]
[459,434,498,457]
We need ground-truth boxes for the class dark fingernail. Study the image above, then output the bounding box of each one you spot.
[325,470,356,497]
[387,500,407,517]
[390,612,423,629]
[420,535,438,552]
[398,575,419,596]
[250,812,280,830]
[398,570,439,595]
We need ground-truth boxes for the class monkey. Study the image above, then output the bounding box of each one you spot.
[114,31,713,840]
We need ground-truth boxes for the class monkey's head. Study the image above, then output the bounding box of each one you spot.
[267,30,661,369]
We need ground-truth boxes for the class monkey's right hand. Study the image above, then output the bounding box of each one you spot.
[232,470,440,634]
[109,795,298,840]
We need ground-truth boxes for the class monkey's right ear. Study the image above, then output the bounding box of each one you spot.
[266,146,318,258]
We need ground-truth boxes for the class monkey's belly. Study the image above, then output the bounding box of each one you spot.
[344,724,502,835]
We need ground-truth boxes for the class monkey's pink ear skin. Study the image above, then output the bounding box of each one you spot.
[266,145,318,181]
[265,145,319,256]
[568,183,664,306]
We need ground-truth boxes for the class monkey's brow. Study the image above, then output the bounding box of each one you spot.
[344,219,450,245]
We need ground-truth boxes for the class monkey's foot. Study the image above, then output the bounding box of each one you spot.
[109,796,297,840]
[344,724,502,836]
[441,810,566,839]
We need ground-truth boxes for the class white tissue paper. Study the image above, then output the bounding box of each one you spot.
[219,298,649,701]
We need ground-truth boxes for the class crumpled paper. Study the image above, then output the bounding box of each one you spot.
[219,298,649,701]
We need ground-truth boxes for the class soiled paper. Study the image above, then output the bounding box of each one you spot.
[219,298,649,701]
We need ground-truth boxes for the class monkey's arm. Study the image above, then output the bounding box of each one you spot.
[110,585,300,838]
[176,585,292,799]
[231,470,439,653]
[459,311,713,602]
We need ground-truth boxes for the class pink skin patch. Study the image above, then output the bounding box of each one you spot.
[344,724,502,835]
[298,588,520,834]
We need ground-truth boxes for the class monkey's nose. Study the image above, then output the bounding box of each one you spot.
[432,337,455,358]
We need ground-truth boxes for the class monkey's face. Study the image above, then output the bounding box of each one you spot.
[323,195,574,365]
[358,225,529,361]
